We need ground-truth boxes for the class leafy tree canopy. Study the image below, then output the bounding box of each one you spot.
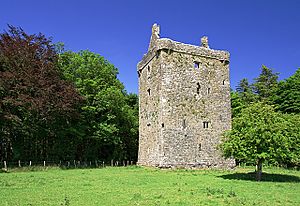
[273,68,300,114]
[220,103,296,180]
[58,50,138,161]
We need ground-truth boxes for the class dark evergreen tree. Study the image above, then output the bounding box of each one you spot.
[253,65,279,101]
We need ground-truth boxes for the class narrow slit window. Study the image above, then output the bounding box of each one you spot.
[198,143,202,151]
[183,119,186,129]
[197,83,200,94]
[222,80,225,85]
[194,61,200,69]
[137,71,141,78]
[162,123,164,128]
[208,88,211,94]
[147,88,151,96]
[147,66,151,80]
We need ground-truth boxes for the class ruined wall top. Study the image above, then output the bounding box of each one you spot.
[138,24,230,70]
[148,23,160,50]
[201,36,209,48]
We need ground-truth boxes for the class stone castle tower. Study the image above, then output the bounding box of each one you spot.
[137,24,234,168]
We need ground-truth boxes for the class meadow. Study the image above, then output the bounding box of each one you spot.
[0,166,299,206]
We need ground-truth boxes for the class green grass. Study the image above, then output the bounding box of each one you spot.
[0,166,299,205]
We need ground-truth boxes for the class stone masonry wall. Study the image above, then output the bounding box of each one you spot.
[137,24,235,168]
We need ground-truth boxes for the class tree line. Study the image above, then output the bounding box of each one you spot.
[0,26,138,163]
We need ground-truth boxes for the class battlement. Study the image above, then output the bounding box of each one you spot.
[138,24,229,70]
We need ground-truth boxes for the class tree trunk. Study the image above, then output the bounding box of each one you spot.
[256,159,263,181]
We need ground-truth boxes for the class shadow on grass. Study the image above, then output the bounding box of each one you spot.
[219,172,300,182]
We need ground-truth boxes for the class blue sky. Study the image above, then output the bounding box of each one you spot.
[1,0,300,94]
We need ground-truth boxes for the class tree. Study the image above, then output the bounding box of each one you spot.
[253,65,279,101]
[236,78,251,94]
[231,78,256,118]
[230,91,244,118]
[0,25,82,161]
[273,68,300,114]
[219,102,293,181]
[236,78,257,104]
[281,113,300,167]
[58,50,138,161]
[119,93,139,160]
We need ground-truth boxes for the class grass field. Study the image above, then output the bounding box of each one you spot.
[0,166,299,206]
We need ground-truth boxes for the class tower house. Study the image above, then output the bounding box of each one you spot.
[137,24,234,168]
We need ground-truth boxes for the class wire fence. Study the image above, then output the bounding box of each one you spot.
[0,159,136,171]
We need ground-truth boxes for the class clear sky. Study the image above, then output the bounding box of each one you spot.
[1,0,300,94]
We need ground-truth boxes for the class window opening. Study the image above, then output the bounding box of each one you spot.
[147,65,150,72]
[203,121,209,128]
[197,83,200,94]
[183,119,186,129]
[162,123,164,128]
[147,88,151,96]
[194,61,200,69]
[208,88,211,94]
[198,143,202,151]
[222,80,225,85]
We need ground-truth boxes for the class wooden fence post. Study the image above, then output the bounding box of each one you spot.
[18,160,21,167]
[102,161,104,167]
[67,161,70,167]
[29,161,32,167]
[111,160,113,167]
[3,161,7,171]
[74,160,76,168]
[43,161,46,167]
[127,160,129,166]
